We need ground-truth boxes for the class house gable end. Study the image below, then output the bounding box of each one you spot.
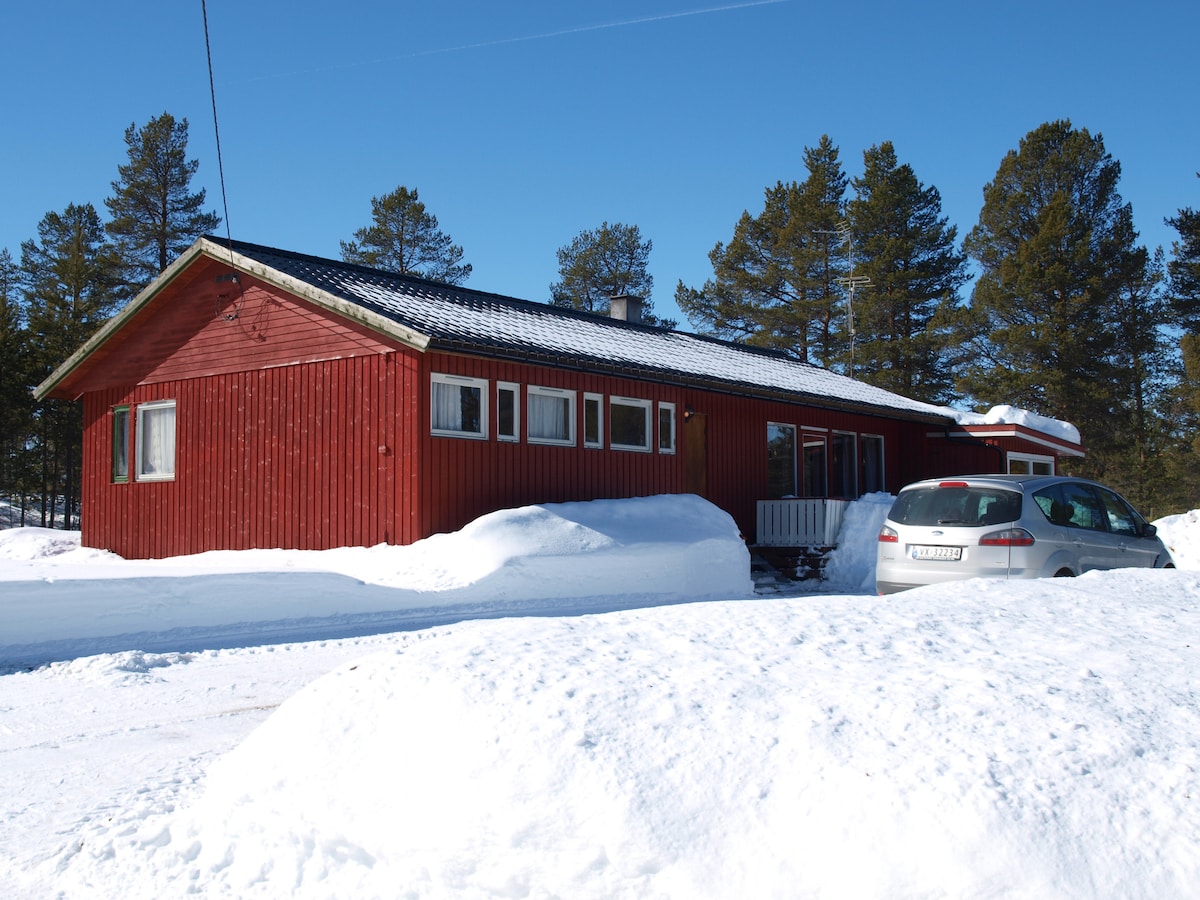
[37,238,432,399]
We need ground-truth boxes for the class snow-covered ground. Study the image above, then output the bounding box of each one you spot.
[2,494,1199,898]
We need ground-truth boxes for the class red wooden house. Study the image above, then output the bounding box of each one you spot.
[36,237,1084,559]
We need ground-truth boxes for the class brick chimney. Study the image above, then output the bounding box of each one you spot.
[609,294,644,325]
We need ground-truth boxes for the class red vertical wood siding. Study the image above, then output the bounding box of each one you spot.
[410,352,941,542]
[67,258,1021,557]
[80,351,416,558]
[78,341,964,558]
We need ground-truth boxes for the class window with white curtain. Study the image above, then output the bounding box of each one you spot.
[610,396,651,451]
[135,400,176,481]
[527,386,575,445]
[431,374,487,438]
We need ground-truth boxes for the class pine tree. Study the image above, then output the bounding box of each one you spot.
[959,121,1145,452]
[105,112,221,291]
[549,222,673,326]
[847,141,969,402]
[1166,178,1200,333]
[341,186,471,285]
[676,135,848,366]
[0,248,35,520]
[1096,247,1184,509]
[21,204,122,528]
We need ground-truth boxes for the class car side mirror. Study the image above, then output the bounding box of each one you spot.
[1141,523,1157,538]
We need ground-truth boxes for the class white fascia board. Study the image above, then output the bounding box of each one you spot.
[931,426,1086,457]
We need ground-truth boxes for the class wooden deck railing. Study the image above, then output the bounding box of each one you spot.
[755,498,850,547]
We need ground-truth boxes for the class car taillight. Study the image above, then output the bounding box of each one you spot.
[979,528,1035,547]
[939,481,969,488]
[878,525,899,543]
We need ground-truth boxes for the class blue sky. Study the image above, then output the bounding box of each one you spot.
[3,0,1196,325]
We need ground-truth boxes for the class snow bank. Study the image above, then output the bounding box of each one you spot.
[821,491,894,592]
[55,570,1200,899]
[1156,509,1200,570]
[0,494,753,666]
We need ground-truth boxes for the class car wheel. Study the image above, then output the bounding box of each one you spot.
[1053,568,1074,577]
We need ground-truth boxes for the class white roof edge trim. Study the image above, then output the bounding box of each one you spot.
[34,240,211,400]
[199,239,431,352]
[33,238,433,400]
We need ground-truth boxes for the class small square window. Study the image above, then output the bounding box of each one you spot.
[135,400,176,481]
[528,386,576,446]
[610,397,651,451]
[431,374,488,439]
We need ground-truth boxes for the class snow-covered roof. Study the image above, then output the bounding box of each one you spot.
[947,404,1082,447]
[212,238,953,423]
[36,236,1080,448]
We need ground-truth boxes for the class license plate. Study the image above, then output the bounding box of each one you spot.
[911,545,962,561]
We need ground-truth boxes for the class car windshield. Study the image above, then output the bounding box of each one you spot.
[889,485,1022,527]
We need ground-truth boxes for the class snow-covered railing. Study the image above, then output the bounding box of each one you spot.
[755,498,849,547]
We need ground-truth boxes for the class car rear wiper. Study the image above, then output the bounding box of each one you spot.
[937,518,969,524]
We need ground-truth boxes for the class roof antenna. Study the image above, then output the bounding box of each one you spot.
[817,223,870,378]
[201,0,235,269]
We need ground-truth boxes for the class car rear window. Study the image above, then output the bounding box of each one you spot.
[889,485,1022,527]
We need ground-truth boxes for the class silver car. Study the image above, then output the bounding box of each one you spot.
[875,474,1174,594]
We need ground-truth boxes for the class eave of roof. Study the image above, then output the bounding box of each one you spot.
[933,423,1086,457]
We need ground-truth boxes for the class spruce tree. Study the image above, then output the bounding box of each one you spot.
[105,112,221,291]
[341,186,471,285]
[676,135,848,366]
[550,222,673,326]
[21,204,122,528]
[847,141,968,402]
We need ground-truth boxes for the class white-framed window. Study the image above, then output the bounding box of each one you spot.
[112,405,130,483]
[135,400,176,481]
[431,374,488,439]
[527,386,576,445]
[584,393,603,449]
[658,402,676,454]
[1008,452,1054,476]
[767,422,797,498]
[861,434,885,493]
[497,382,519,442]
[831,431,857,498]
[610,396,652,451]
